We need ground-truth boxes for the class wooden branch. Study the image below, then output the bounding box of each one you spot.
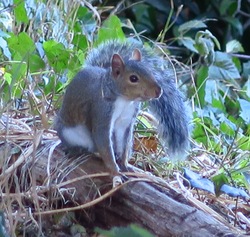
[21,141,238,237]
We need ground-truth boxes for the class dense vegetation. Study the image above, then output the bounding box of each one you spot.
[0,0,250,236]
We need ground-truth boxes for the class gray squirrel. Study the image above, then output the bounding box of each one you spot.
[54,40,190,176]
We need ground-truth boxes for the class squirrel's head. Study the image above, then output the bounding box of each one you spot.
[111,49,162,101]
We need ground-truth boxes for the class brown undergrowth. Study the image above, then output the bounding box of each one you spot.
[0,111,249,236]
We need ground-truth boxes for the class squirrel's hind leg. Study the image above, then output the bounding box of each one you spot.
[114,122,135,173]
[60,124,95,152]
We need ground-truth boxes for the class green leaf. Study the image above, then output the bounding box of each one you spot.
[95,224,154,237]
[192,117,206,140]
[137,114,154,136]
[7,32,36,58]
[208,52,240,80]
[238,99,250,124]
[219,115,236,136]
[29,54,45,73]
[220,184,249,199]
[13,0,29,24]
[95,15,125,45]
[178,20,207,34]
[224,17,243,36]
[204,80,219,104]
[195,38,212,57]
[194,30,220,63]
[226,40,244,53]
[72,34,88,51]
[219,0,237,16]
[179,37,198,53]
[211,173,229,196]
[183,168,215,194]
[196,66,208,108]
[9,51,27,80]
[242,61,250,80]
[237,135,250,151]
[232,57,242,72]
[43,40,70,72]
[76,6,97,33]
[3,72,12,85]
[212,98,225,112]
[195,30,221,50]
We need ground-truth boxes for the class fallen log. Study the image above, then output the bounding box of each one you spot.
[7,139,238,237]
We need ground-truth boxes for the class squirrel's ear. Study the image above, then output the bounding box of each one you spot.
[131,48,141,61]
[111,53,125,79]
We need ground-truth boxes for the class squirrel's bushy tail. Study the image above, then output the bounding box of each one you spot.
[86,40,190,159]
[148,71,190,159]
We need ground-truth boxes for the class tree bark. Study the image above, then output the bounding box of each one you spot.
[1,140,239,237]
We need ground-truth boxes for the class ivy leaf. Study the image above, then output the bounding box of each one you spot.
[196,66,208,108]
[226,40,244,53]
[183,168,215,194]
[218,114,236,136]
[219,0,237,16]
[29,54,45,73]
[7,32,36,58]
[95,15,125,45]
[212,173,229,195]
[224,17,243,36]
[237,135,250,151]
[238,99,250,124]
[43,40,70,73]
[220,184,249,199]
[3,72,12,85]
[95,224,154,237]
[195,30,221,51]
[72,34,88,51]
[179,37,198,53]
[204,80,220,104]
[178,20,207,34]
[74,6,97,39]
[13,0,29,24]
[208,51,240,80]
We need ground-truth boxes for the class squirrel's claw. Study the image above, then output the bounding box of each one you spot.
[112,173,128,187]
[112,175,123,187]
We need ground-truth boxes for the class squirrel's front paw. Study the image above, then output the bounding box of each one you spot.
[112,173,128,187]
[112,176,123,187]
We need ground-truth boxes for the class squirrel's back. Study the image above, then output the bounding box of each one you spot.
[85,40,157,68]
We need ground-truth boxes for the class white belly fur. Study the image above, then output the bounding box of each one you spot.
[62,124,95,151]
[111,96,138,155]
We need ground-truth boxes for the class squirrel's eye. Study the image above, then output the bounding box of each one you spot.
[130,75,139,83]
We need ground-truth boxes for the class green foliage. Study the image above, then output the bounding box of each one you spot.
[95,224,154,237]
[0,2,127,109]
[208,52,240,80]
[95,15,126,45]
[13,0,28,24]
[0,0,250,235]
[43,40,71,73]
[0,0,249,181]
[172,12,250,190]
